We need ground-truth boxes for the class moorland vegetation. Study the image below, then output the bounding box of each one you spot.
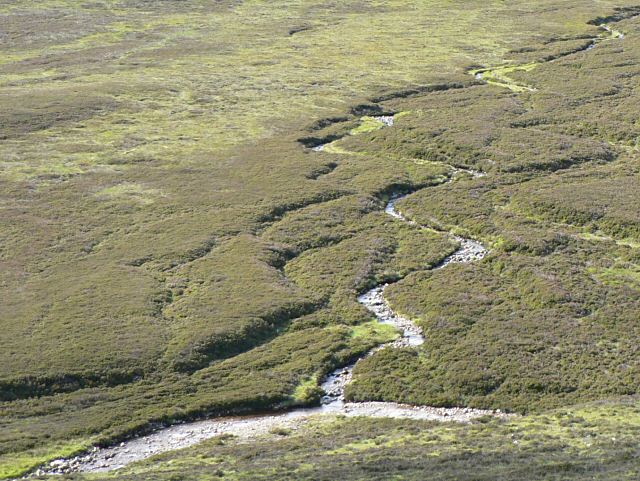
[1,0,640,478]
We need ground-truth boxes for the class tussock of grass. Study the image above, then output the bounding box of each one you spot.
[289,376,323,406]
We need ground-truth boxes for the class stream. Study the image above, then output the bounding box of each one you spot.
[35,170,501,476]
[24,12,637,478]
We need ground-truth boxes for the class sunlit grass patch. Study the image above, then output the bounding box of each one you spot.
[0,161,84,182]
[471,62,539,92]
[96,182,164,205]
[350,116,387,135]
[0,438,92,479]
[289,375,323,405]
[578,232,640,248]
[588,262,640,290]
[350,320,397,342]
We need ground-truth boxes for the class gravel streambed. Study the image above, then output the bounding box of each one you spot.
[32,121,503,478]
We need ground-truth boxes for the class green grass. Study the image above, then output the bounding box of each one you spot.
[471,62,539,92]
[289,376,323,406]
[96,182,163,205]
[350,116,388,135]
[589,263,640,290]
[350,321,398,342]
[0,439,91,480]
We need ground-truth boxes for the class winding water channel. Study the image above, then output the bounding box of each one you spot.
[33,17,633,475]
[36,185,499,476]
